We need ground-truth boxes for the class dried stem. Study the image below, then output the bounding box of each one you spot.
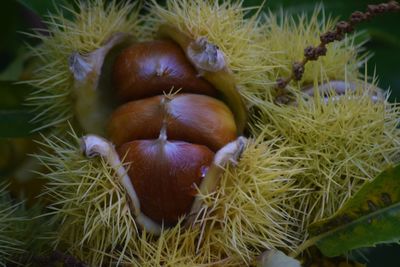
[275,0,400,94]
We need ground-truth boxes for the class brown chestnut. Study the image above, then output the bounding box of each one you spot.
[104,37,243,231]
[108,94,237,152]
[112,40,217,101]
[117,138,214,225]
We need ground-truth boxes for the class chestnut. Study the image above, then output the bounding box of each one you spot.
[117,138,214,225]
[112,40,217,101]
[99,37,243,231]
[108,94,237,152]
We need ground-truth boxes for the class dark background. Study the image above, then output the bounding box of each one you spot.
[0,0,399,266]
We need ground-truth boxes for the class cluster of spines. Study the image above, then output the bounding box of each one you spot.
[275,0,400,91]
[255,83,400,225]
[192,137,307,264]
[243,4,364,105]
[26,0,141,132]
[145,0,278,103]
[35,130,139,266]
[37,129,307,266]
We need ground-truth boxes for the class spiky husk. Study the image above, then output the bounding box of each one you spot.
[26,0,400,265]
[37,131,203,266]
[0,184,25,266]
[27,0,141,132]
[254,82,400,228]
[246,5,365,103]
[37,129,306,266]
[35,131,138,266]
[118,225,206,267]
[191,136,306,265]
[146,0,277,104]
[38,129,206,266]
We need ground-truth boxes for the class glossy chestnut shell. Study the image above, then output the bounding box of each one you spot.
[112,40,217,101]
[108,94,237,152]
[118,139,214,225]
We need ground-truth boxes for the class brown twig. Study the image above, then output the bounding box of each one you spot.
[275,0,400,93]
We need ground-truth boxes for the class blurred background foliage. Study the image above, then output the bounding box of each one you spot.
[0,0,399,266]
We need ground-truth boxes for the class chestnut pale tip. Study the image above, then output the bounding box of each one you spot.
[213,136,247,167]
[187,36,226,73]
[80,135,114,158]
[69,52,93,82]
[69,32,131,89]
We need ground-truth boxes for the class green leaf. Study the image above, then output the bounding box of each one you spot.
[305,164,400,257]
